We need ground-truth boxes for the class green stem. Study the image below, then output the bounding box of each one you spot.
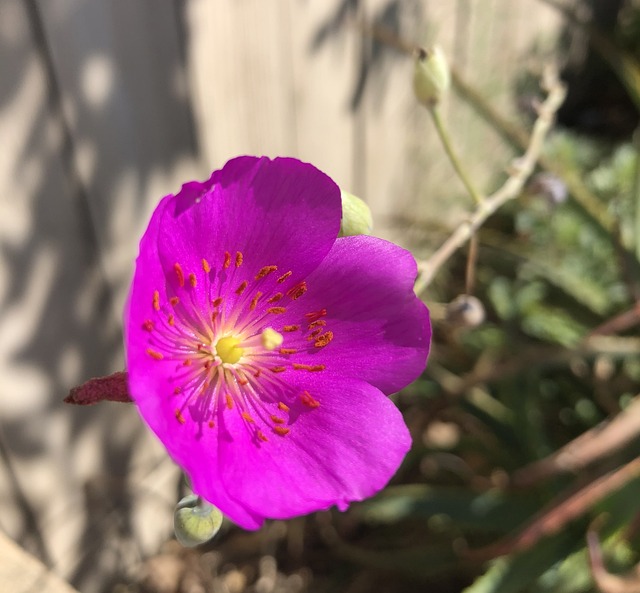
[429,105,484,205]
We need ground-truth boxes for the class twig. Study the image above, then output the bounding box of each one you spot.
[414,66,567,294]
[512,395,640,488]
[464,456,640,561]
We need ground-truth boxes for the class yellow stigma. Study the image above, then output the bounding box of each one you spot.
[216,336,243,364]
[261,328,283,351]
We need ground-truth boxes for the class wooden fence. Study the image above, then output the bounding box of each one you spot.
[0,0,561,589]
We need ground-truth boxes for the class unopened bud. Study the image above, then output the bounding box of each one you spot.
[174,494,223,547]
[339,190,373,237]
[446,294,485,328]
[413,46,450,107]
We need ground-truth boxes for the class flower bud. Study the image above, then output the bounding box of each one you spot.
[174,494,223,547]
[413,46,450,107]
[339,190,373,237]
[446,294,485,328]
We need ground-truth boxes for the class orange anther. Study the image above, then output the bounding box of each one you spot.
[283,325,300,332]
[174,263,185,287]
[212,296,223,307]
[237,374,249,386]
[189,273,197,287]
[208,420,215,428]
[256,265,278,279]
[183,358,192,366]
[286,281,307,300]
[257,430,269,442]
[279,348,297,355]
[170,296,180,306]
[270,415,285,424]
[173,387,182,395]
[267,292,283,303]
[236,280,248,295]
[305,309,327,322]
[314,331,334,348]
[273,426,290,436]
[142,319,154,332]
[235,251,243,267]
[225,394,234,409]
[152,291,160,311]
[168,314,175,326]
[249,292,262,311]
[293,363,325,372]
[277,402,290,412]
[267,307,286,314]
[223,251,231,269]
[300,391,320,408]
[211,311,218,323]
[253,369,262,378]
[175,409,186,424]
[277,271,292,284]
[202,258,211,273]
[270,366,286,373]
[241,411,255,423]
[308,329,322,339]
[146,348,164,360]
[308,319,327,329]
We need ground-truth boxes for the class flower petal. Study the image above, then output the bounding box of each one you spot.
[274,235,430,394]
[155,157,342,314]
[215,375,411,520]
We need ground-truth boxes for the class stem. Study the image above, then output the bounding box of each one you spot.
[428,105,484,205]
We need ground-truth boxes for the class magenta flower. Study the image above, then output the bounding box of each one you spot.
[125,156,430,530]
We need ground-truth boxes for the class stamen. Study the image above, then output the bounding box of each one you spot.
[279,348,297,355]
[293,363,325,372]
[277,402,290,412]
[308,319,327,329]
[253,369,262,378]
[235,251,243,267]
[273,426,290,436]
[249,292,263,311]
[270,415,285,424]
[267,307,286,315]
[283,325,300,332]
[183,359,192,366]
[212,297,223,307]
[142,320,154,332]
[225,394,234,409]
[308,329,322,339]
[257,430,269,442]
[174,263,185,287]
[256,265,278,279]
[286,281,307,300]
[189,273,197,287]
[270,366,286,373]
[211,311,218,323]
[314,331,334,348]
[237,373,249,386]
[267,292,283,303]
[305,309,327,322]
[223,251,231,269]
[208,420,215,428]
[146,349,164,360]
[235,281,248,295]
[170,296,180,306]
[241,411,255,423]
[173,387,182,394]
[300,391,320,408]
[202,258,211,273]
[175,409,186,424]
[277,271,292,284]
[168,314,175,326]
[152,291,160,311]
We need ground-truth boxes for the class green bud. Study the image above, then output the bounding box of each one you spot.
[339,190,373,237]
[174,494,223,547]
[413,45,450,107]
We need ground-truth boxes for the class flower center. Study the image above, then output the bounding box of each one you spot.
[215,336,244,364]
